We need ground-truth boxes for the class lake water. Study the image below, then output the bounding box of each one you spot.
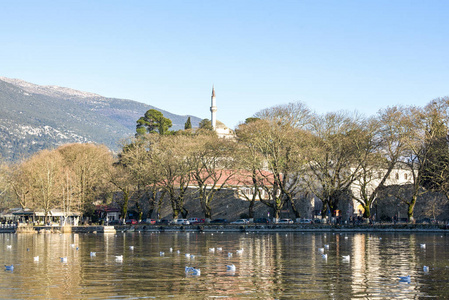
[1,231,449,299]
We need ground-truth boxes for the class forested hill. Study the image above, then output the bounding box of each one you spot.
[0,77,201,161]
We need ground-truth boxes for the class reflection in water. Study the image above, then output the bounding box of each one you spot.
[1,232,449,299]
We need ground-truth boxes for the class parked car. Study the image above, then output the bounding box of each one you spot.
[210,218,228,224]
[142,219,156,224]
[156,219,170,225]
[298,218,313,224]
[125,219,138,225]
[193,218,206,224]
[171,219,190,225]
[277,219,293,224]
[254,218,271,224]
[188,217,205,224]
[231,219,249,225]
[108,220,121,225]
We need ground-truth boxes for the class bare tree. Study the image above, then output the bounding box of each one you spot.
[145,134,194,219]
[57,143,114,213]
[237,103,312,220]
[188,135,238,219]
[305,111,365,218]
[351,107,411,218]
[26,150,64,222]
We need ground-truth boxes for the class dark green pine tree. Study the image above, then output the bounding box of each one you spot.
[136,109,172,136]
[184,117,192,130]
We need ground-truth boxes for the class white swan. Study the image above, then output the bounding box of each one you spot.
[342,255,350,262]
[169,248,173,252]
[115,255,123,262]
[420,244,426,249]
[185,266,201,276]
[129,246,134,250]
[318,248,325,253]
[226,264,236,271]
[322,254,328,260]
[236,249,243,255]
[423,266,429,272]
[6,245,12,249]
[60,257,68,263]
[185,253,190,258]
[4,265,13,271]
[177,250,181,254]
[324,244,330,249]
[90,252,96,257]
[228,252,233,258]
[70,244,75,248]
[190,254,195,259]
[160,251,165,256]
[217,247,223,251]
[399,275,411,283]
[191,268,201,276]
[34,256,39,262]
[209,248,215,253]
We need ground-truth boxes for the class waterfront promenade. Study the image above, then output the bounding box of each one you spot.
[1,222,448,234]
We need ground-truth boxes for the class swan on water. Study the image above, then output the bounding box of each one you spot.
[423,266,429,272]
[226,264,236,271]
[90,252,96,257]
[60,257,68,263]
[115,255,123,261]
[34,256,39,262]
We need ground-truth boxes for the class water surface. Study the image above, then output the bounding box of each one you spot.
[1,231,448,299]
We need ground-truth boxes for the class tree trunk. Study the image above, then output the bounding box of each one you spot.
[288,196,300,218]
[121,189,129,222]
[248,197,255,218]
[363,204,371,218]
[407,197,416,222]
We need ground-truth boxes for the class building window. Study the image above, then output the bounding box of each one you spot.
[242,188,252,196]
[395,173,399,180]
[404,173,408,180]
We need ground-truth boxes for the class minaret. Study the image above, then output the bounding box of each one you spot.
[210,86,217,130]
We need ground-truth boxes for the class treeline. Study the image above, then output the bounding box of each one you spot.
[1,98,449,222]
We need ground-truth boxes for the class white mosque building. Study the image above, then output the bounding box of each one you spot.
[209,86,235,139]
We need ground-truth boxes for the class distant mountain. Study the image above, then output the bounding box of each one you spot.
[0,77,202,161]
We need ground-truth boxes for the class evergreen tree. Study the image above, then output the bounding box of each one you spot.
[136,109,172,135]
[199,119,213,131]
[184,117,192,130]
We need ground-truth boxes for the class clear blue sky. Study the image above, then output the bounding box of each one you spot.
[1,0,448,128]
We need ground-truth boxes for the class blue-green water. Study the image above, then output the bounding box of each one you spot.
[1,231,449,299]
